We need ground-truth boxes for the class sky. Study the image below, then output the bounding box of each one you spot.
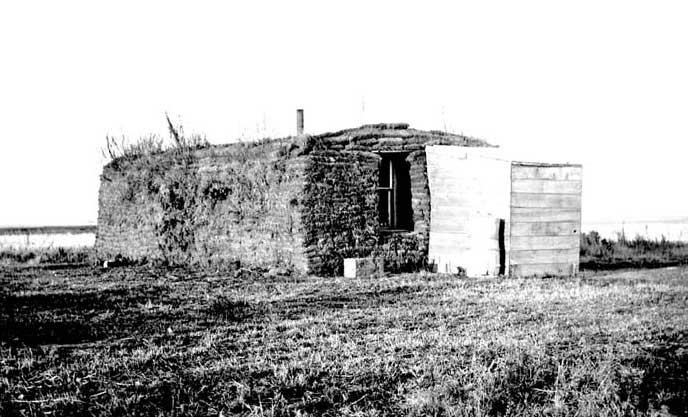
[1,1,687,227]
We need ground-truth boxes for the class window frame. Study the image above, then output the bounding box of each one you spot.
[376,152,412,232]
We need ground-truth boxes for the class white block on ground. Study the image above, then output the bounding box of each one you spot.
[344,258,383,278]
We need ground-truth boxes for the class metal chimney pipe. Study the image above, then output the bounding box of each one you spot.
[296,109,304,135]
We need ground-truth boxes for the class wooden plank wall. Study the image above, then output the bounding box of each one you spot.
[426,146,511,276]
[509,163,582,277]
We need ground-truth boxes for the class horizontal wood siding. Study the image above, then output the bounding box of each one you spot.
[511,193,581,208]
[511,166,582,181]
[511,221,579,237]
[510,263,579,277]
[511,179,582,194]
[510,248,579,264]
[510,163,582,277]
[427,146,510,276]
[510,235,578,250]
[511,208,580,223]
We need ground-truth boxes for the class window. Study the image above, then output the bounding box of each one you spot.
[377,153,413,231]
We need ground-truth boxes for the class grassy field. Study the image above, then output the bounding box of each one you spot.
[580,231,688,271]
[0,246,93,266]
[1,266,687,416]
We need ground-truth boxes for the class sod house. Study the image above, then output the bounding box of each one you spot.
[96,122,582,277]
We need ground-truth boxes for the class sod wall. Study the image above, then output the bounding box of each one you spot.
[301,150,380,275]
[96,141,308,271]
[96,124,492,275]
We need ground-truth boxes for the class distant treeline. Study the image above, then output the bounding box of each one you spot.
[0,225,96,236]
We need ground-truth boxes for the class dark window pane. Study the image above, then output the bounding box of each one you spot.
[378,190,390,227]
[393,157,413,230]
[379,158,391,188]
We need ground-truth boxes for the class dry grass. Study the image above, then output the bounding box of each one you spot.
[1,266,687,416]
[581,231,688,270]
[0,246,93,266]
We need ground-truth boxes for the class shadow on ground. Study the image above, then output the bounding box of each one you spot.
[0,285,177,346]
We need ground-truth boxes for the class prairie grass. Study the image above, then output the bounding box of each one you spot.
[1,266,687,416]
[581,230,688,270]
[102,114,209,163]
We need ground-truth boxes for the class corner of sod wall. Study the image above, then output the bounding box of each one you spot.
[95,141,308,271]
